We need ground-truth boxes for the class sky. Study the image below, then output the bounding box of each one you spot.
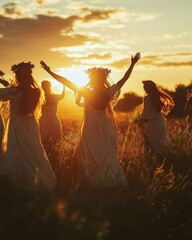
[0,0,192,95]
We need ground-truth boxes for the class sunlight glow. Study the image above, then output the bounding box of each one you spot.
[49,80,64,94]
[57,68,89,87]
[41,68,90,94]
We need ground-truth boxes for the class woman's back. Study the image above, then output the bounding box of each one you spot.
[79,89,127,187]
[0,62,56,190]
[40,90,64,144]
[8,87,40,117]
[77,83,120,112]
[44,93,60,106]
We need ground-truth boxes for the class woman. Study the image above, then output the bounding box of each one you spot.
[0,62,56,190]
[137,80,174,156]
[39,80,65,146]
[40,52,140,187]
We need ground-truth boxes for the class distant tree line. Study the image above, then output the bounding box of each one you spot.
[114,82,192,118]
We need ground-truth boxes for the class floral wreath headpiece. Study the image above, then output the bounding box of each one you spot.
[11,61,35,74]
[85,67,111,78]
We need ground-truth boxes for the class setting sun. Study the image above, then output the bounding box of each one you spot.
[45,68,90,94]
[58,67,89,88]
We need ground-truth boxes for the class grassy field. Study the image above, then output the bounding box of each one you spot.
[0,118,192,240]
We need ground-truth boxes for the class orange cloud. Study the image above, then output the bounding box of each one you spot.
[2,2,22,16]
[35,0,46,5]
[0,13,101,70]
[0,4,160,73]
[80,7,119,22]
[109,53,192,68]
[81,53,111,59]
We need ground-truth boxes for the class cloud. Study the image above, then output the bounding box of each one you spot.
[109,58,130,68]
[109,53,192,68]
[39,8,59,15]
[0,13,101,71]
[78,7,159,28]
[133,12,159,22]
[148,61,192,67]
[162,44,192,50]
[0,14,80,40]
[35,0,46,5]
[2,2,23,16]
[153,32,189,41]
[0,4,160,73]
[161,52,192,57]
[90,0,106,4]
[81,53,111,59]
[81,7,119,22]
[34,0,60,5]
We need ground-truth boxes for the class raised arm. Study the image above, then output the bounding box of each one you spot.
[40,61,78,92]
[116,52,141,89]
[0,78,9,87]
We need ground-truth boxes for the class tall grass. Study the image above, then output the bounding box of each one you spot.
[0,118,191,240]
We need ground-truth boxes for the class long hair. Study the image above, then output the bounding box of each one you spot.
[143,80,174,115]
[86,67,112,89]
[41,80,51,94]
[11,62,42,118]
[75,67,120,106]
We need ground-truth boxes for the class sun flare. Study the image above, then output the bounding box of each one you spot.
[46,68,90,94]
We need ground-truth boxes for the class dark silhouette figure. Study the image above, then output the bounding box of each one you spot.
[0,62,56,190]
[39,80,65,146]
[136,80,174,156]
[40,52,140,186]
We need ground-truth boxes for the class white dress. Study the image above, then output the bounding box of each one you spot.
[78,84,127,187]
[0,87,56,190]
[139,95,170,156]
[39,103,62,144]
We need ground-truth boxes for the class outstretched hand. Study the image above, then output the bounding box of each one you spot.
[40,61,50,72]
[131,52,141,65]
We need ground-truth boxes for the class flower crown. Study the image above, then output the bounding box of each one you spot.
[142,80,156,86]
[11,61,35,74]
[85,67,111,77]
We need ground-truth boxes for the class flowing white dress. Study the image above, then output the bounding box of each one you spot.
[139,95,170,156]
[78,84,127,187]
[39,101,62,145]
[0,87,56,190]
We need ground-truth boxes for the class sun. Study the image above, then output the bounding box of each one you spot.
[45,68,90,94]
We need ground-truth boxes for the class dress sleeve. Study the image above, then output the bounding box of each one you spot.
[108,84,121,97]
[0,87,18,101]
[139,96,157,121]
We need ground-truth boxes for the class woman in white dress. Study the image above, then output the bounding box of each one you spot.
[137,80,174,156]
[0,62,56,190]
[39,80,65,146]
[40,52,140,187]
